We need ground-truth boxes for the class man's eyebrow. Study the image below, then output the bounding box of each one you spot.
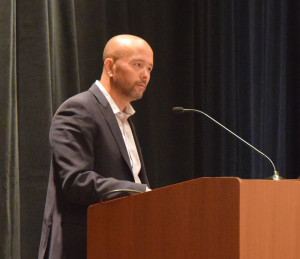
[132,58,153,67]
[131,58,144,62]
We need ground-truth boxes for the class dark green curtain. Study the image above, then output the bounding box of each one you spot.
[0,0,299,258]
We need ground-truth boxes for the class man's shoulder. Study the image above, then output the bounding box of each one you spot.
[52,84,109,120]
[59,88,95,108]
[69,88,93,102]
[52,90,95,117]
[64,84,105,106]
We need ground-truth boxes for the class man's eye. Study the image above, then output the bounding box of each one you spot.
[135,63,142,67]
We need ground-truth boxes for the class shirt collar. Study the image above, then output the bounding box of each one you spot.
[95,80,135,117]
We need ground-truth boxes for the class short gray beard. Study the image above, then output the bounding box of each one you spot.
[116,84,144,101]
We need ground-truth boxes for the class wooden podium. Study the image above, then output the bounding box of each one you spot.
[87,178,300,258]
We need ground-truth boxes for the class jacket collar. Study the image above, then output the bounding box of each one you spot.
[88,83,133,173]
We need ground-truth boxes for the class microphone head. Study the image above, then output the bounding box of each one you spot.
[172,107,185,113]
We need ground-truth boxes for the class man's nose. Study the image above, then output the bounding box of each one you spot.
[141,67,150,79]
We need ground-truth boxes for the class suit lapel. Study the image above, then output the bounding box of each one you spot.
[89,84,132,171]
[128,118,149,185]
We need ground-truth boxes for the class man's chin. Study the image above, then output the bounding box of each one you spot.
[131,91,144,101]
[133,94,144,101]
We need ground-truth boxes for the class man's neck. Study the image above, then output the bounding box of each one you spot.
[99,79,129,112]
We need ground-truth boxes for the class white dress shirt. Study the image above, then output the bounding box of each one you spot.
[95,80,142,183]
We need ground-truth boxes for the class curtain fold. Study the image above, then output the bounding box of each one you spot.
[0,0,21,258]
[48,0,81,111]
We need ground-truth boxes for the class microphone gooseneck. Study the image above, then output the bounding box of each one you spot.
[172,107,282,180]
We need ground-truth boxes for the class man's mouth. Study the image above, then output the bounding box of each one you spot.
[136,83,146,88]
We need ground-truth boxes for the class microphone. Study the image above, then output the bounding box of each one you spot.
[172,107,283,180]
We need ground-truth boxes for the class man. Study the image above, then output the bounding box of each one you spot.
[38,34,153,259]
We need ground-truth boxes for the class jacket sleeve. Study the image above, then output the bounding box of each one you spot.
[50,98,147,206]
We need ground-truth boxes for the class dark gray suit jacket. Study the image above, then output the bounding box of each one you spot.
[38,83,149,259]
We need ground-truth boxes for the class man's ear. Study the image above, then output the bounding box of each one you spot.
[104,58,114,77]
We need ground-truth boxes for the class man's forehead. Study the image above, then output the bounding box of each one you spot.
[118,45,153,61]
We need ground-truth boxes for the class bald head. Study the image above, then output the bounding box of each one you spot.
[100,34,154,110]
[103,34,153,61]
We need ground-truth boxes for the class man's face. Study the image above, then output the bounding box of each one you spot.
[111,44,153,102]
